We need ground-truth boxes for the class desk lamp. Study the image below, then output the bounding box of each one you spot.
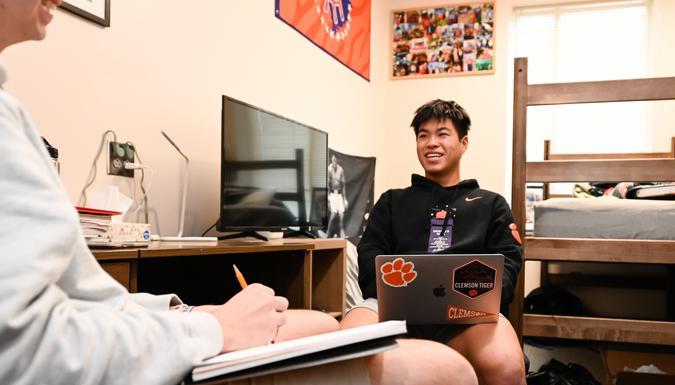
[155,130,217,242]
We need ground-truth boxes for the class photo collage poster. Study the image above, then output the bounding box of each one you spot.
[392,2,495,79]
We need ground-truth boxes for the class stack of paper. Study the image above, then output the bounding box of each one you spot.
[76,206,120,241]
[76,207,151,247]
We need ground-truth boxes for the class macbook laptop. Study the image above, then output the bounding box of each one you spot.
[375,254,504,325]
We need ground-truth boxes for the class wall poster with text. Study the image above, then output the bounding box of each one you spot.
[392,2,495,79]
[275,0,371,81]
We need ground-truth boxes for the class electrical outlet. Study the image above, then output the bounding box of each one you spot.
[107,141,135,177]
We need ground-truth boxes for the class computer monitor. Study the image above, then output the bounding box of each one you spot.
[217,96,328,233]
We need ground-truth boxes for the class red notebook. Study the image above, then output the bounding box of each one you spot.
[75,206,122,216]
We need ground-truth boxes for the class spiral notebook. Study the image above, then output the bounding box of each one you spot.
[187,320,406,383]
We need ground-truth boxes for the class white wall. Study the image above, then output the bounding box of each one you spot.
[371,0,511,199]
[649,0,675,151]
[3,0,674,238]
[1,1,378,237]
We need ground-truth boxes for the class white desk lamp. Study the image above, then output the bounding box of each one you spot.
[155,130,217,242]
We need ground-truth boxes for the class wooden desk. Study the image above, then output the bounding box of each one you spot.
[93,248,138,293]
[92,238,347,316]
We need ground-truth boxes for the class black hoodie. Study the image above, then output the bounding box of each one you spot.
[357,174,523,315]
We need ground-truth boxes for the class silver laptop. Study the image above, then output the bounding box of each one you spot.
[375,254,504,325]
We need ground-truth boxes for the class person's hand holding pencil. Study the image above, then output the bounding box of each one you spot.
[193,264,288,352]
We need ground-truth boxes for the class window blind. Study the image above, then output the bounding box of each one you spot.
[513,0,651,159]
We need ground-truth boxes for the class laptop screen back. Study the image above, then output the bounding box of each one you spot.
[375,254,504,325]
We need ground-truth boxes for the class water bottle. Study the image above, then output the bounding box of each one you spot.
[42,137,59,174]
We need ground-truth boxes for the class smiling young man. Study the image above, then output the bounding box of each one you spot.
[342,100,525,385]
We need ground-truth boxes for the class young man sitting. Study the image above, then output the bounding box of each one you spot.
[342,99,526,385]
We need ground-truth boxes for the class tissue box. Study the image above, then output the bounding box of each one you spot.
[86,222,152,243]
[109,222,152,242]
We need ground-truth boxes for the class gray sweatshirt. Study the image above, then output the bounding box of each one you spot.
[0,66,222,385]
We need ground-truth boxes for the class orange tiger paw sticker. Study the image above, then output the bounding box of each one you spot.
[509,223,522,245]
[381,258,417,287]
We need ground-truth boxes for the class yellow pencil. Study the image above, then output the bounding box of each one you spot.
[232,264,248,289]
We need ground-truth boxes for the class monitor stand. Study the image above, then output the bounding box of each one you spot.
[218,231,269,242]
[283,229,317,239]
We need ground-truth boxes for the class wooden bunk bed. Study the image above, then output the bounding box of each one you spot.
[510,57,675,347]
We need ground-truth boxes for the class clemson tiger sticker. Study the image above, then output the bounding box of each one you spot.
[452,260,496,299]
[381,257,417,287]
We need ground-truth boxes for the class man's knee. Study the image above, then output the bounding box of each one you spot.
[450,318,525,385]
[475,350,525,385]
[340,307,378,329]
[367,339,477,385]
[433,345,477,385]
[439,355,477,385]
[276,309,339,342]
[299,309,340,333]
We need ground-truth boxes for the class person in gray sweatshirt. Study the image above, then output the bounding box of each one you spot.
[0,1,339,384]
[0,1,481,385]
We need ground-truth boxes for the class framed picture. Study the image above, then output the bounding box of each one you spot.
[60,0,110,27]
[391,2,495,79]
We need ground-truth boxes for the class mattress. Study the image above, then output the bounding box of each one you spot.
[533,198,675,240]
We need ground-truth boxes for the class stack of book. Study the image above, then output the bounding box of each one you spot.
[76,207,151,247]
[76,206,120,243]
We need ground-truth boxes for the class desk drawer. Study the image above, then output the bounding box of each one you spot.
[101,261,131,291]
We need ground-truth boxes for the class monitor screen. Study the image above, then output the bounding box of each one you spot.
[218,96,328,231]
